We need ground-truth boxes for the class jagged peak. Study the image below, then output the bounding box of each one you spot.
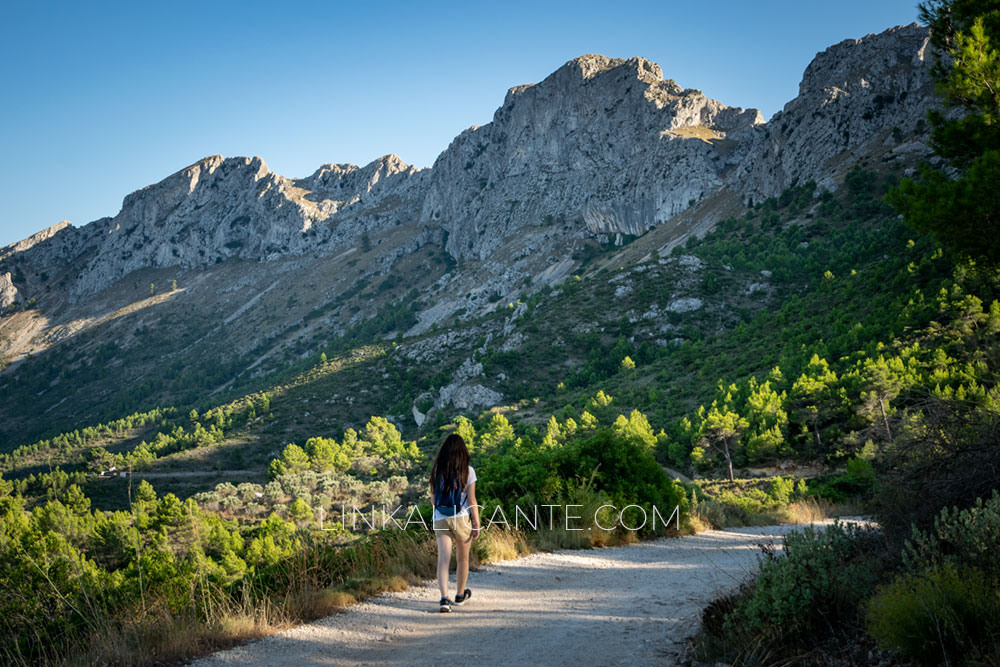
[301,153,414,187]
[304,162,359,181]
[827,22,926,52]
[176,154,224,172]
[375,153,410,171]
[152,155,272,186]
[186,154,270,172]
[796,23,930,99]
[365,153,417,179]
[564,53,628,78]
[505,54,688,105]
[114,155,274,217]
[560,54,663,82]
[2,24,935,303]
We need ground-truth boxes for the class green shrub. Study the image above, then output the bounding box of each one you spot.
[807,459,876,503]
[845,456,875,480]
[766,476,796,504]
[476,427,688,536]
[690,496,788,529]
[690,477,819,527]
[714,486,774,515]
[866,564,1000,665]
[566,430,688,534]
[864,491,1000,663]
[727,522,884,636]
[904,490,1000,576]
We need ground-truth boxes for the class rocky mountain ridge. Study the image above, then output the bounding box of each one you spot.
[2,24,933,311]
[0,23,939,447]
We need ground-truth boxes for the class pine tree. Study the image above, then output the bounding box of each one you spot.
[887,1,1000,264]
[857,356,906,440]
[479,414,515,451]
[454,416,477,450]
[288,498,314,525]
[700,406,748,482]
[789,354,839,453]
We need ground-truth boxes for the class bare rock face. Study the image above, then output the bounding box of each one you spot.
[72,156,311,296]
[436,359,503,411]
[61,154,426,297]
[736,23,935,198]
[0,23,944,435]
[1,220,74,258]
[0,272,20,309]
[0,220,87,308]
[295,154,419,208]
[421,54,764,261]
[0,220,83,269]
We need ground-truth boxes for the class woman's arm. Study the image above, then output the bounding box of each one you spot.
[467,482,480,541]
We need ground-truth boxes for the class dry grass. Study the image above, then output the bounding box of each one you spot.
[284,586,358,619]
[660,124,724,143]
[475,528,531,562]
[778,498,831,523]
[13,511,702,666]
[528,518,644,551]
[25,598,289,667]
[686,512,714,534]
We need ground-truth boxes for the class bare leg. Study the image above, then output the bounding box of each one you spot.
[455,534,471,595]
[436,534,453,598]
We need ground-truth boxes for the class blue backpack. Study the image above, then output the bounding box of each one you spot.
[433,474,465,516]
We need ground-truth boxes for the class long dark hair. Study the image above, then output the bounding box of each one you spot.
[430,433,469,494]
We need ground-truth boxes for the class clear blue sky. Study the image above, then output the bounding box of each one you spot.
[0,0,920,247]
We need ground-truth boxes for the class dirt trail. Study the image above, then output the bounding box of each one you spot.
[192,523,830,667]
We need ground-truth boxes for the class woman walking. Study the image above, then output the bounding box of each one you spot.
[430,433,481,612]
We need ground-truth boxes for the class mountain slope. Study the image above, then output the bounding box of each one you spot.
[0,24,935,449]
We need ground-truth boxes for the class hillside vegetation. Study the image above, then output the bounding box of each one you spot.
[3,146,997,664]
[695,1,1000,663]
[2,4,999,663]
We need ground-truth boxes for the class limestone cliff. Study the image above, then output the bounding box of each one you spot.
[421,54,763,261]
[0,23,937,357]
[736,23,935,198]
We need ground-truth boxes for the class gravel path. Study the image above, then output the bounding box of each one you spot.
[192,523,827,666]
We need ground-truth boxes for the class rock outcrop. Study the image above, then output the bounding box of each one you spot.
[436,358,504,411]
[736,23,935,197]
[60,155,427,297]
[77,156,319,294]
[422,54,763,261]
[0,272,20,309]
[295,154,421,209]
[0,220,84,270]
